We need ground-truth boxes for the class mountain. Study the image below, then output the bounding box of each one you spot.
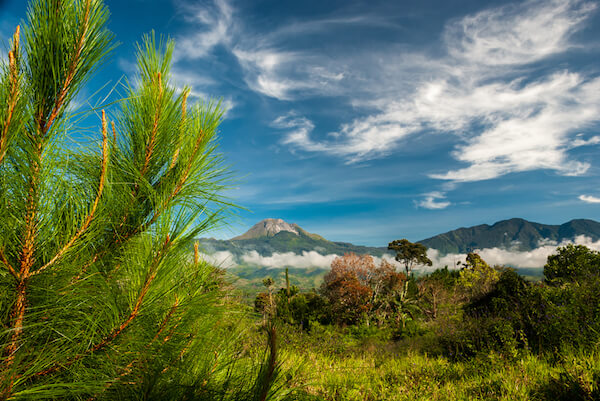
[231,218,327,241]
[201,217,600,296]
[418,218,600,255]
[199,218,386,258]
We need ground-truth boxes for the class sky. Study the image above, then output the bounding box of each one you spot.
[1,0,600,247]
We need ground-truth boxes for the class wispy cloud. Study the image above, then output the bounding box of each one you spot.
[579,194,600,203]
[172,0,362,101]
[444,0,595,66]
[173,0,233,61]
[277,0,600,182]
[416,192,451,210]
[232,48,302,100]
[170,0,600,190]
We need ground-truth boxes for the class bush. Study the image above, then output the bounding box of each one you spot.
[544,244,600,285]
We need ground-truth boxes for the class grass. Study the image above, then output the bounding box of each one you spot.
[274,326,600,401]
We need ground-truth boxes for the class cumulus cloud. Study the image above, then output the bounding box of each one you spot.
[198,247,402,270]
[579,194,600,203]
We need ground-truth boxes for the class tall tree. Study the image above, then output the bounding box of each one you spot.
[388,239,432,298]
[0,1,278,399]
[388,239,432,278]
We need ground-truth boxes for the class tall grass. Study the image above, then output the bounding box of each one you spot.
[278,326,600,401]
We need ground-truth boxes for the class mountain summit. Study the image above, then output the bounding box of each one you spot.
[232,218,299,240]
[231,218,327,241]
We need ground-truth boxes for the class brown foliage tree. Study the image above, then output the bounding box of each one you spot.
[321,253,406,325]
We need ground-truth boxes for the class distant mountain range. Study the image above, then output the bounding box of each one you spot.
[419,218,600,254]
[199,217,600,259]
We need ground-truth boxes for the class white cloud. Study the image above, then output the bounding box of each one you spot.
[200,234,600,271]
[416,192,451,210]
[241,250,339,269]
[425,235,600,270]
[232,48,301,100]
[173,0,233,61]
[199,251,238,269]
[444,0,596,66]
[579,194,600,204]
[276,0,600,182]
[171,0,600,186]
[173,0,355,101]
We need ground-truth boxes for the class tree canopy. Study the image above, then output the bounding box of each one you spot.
[388,239,432,277]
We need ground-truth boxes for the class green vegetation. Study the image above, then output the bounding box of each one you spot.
[1,1,598,400]
[255,242,600,400]
[0,1,281,399]
[227,266,328,303]
[280,327,600,401]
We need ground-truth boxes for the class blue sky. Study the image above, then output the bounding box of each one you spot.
[1,0,600,246]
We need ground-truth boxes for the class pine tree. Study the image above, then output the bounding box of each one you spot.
[0,1,279,399]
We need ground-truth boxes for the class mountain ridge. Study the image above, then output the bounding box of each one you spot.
[418,218,600,255]
[198,217,600,260]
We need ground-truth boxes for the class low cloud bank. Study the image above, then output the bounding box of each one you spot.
[199,236,600,271]
[198,251,238,269]
[199,249,400,270]
[242,250,338,269]
[427,235,600,270]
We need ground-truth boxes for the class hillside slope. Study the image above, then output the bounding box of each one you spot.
[419,218,600,254]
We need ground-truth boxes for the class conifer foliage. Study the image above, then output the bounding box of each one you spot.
[0,1,277,399]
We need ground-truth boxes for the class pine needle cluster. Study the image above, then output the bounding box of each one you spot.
[0,1,280,399]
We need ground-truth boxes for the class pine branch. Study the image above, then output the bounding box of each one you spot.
[0,4,237,397]
[87,296,180,401]
[146,128,205,228]
[169,89,188,169]
[35,235,172,377]
[0,26,21,165]
[32,109,109,276]
[0,248,18,280]
[161,335,194,374]
[116,71,164,237]
[39,0,92,135]
[140,72,163,177]
[111,121,116,143]
[106,124,205,252]
[5,1,97,378]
